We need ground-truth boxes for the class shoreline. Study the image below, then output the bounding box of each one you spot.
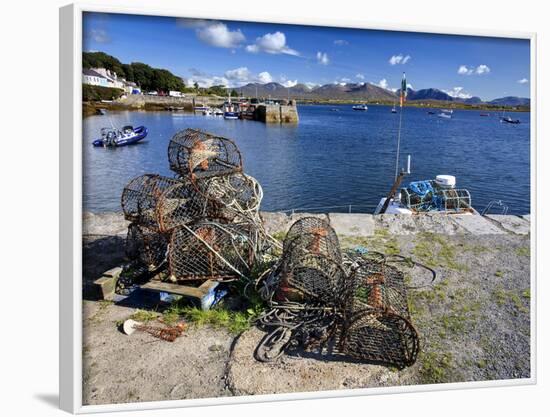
[83,98,530,117]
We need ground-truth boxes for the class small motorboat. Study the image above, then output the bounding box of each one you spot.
[441,108,453,114]
[194,105,209,112]
[352,104,368,111]
[92,125,148,147]
[501,116,520,124]
[437,112,452,119]
[212,108,224,116]
[96,108,107,115]
[202,108,213,116]
[391,104,397,113]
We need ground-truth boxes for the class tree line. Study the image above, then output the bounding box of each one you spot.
[83,51,188,93]
[83,52,239,97]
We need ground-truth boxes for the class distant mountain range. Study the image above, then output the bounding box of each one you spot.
[235,82,530,107]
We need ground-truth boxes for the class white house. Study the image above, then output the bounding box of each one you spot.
[82,69,109,87]
[91,68,125,89]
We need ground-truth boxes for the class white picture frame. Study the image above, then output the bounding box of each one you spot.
[59,2,537,413]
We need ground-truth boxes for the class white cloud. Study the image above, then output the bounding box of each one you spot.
[443,87,473,99]
[89,29,110,43]
[334,39,349,46]
[389,54,411,65]
[224,67,251,82]
[281,79,298,88]
[223,67,275,86]
[258,71,273,83]
[196,22,245,48]
[475,64,490,75]
[355,73,365,80]
[458,65,473,75]
[377,78,389,89]
[187,74,230,89]
[518,78,529,84]
[245,32,299,56]
[317,51,330,65]
[304,82,319,89]
[458,64,490,75]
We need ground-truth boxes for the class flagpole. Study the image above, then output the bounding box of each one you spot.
[394,72,406,181]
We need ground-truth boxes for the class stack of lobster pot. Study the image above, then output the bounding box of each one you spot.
[121,128,267,283]
[257,217,419,369]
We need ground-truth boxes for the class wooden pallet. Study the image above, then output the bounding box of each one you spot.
[141,278,220,310]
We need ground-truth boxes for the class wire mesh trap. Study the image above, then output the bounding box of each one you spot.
[169,222,262,282]
[195,173,263,221]
[282,217,342,265]
[168,128,243,180]
[121,174,183,231]
[340,310,419,368]
[339,261,420,368]
[125,223,169,270]
[255,217,421,368]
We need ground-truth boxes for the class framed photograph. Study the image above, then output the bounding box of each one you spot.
[60,2,536,413]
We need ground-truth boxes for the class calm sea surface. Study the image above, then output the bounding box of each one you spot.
[83,105,530,214]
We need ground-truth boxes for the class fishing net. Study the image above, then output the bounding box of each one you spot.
[125,222,169,270]
[168,222,261,282]
[168,128,243,180]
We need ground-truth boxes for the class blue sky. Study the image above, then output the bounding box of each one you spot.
[83,12,530,100]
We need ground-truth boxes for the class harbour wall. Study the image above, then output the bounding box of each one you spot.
[83,211,530,238]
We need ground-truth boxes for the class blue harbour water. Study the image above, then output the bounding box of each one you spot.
[83,105,530,214]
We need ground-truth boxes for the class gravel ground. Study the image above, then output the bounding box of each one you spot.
[82,212,531,405]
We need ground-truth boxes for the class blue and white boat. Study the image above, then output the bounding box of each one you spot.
[352,104,368,111]
[223,98,239,120]
[92,125,148,147]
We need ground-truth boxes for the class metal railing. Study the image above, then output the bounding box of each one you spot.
[272,204,378,215]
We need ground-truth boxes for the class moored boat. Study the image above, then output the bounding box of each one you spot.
[437,112,452,119]
[92,125,148,147]
[223,99,239,120]
[501,116,520,124]
[375,174,474,215]
[352,104,368,111]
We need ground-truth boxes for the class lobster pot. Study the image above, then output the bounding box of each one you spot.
[439,188,471,212]
[284,253,348,305]
[282,217,342,266]
[197,173,263,220]
[125,223,168,270]
[156,180,225,232]
[169,222,259,281]
[168,129,242,180]
[341,310,419,368]
[121,174,181,230]
[348,262,409,316]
